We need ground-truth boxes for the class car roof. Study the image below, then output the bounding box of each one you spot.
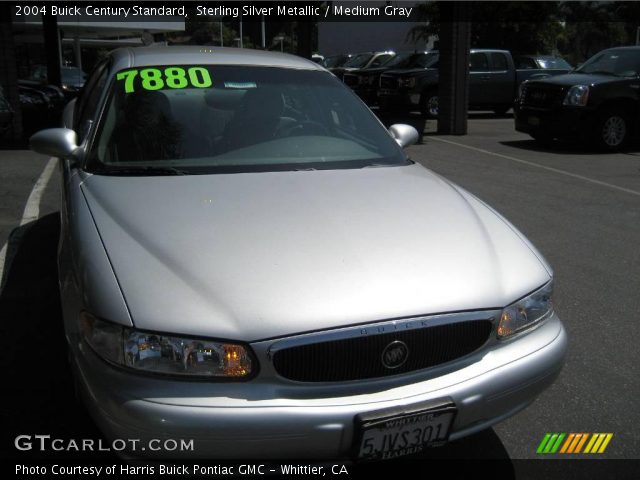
[603,46,640,51]
[108,46,324,72]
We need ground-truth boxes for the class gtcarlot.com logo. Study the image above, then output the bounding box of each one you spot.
[536,432,613,454]
[14,435,194,452]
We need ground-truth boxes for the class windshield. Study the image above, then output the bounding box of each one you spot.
[536,57,571,70]
[384,53,437,69]
[88,65,407,174]
[343,54,374,68]
[323,55,349,68]
[576,50,640,77]
[379,52,438,70]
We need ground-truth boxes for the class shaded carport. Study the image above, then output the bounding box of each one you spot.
[0,2,472,143]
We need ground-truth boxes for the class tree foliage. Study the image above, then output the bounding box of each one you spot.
[409,1,638,63]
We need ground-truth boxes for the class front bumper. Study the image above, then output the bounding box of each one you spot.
[351,86,378,106]
[514,105,596,140]
[72,314,567,459]
[378,89,421,112]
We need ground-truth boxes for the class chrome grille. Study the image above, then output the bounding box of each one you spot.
[343,74,359,87]
[521,84,566,109]
[379,75,398,89]
[272,319,493,382]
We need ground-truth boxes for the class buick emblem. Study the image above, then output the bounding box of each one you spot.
[381,341,409,369]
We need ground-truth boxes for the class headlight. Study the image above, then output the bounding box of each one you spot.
[80,313,253,378]
[399,77,416,88]
[497,281,553,338]
[563,85,589,106]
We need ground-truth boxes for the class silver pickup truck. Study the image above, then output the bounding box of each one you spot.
[378,49,572,117]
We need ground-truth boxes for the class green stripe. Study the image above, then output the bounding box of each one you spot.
[550,433,566,453]
[543,434,559,453]
[537,433,552,454]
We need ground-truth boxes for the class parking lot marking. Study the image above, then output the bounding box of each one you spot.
[430,136,640,198]
[20,157,58,226]
[0,157,57,287]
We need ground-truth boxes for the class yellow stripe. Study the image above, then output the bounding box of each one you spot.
[560,433,575,454]
[567,434,582,454]
[598,434,613,453]
[590,433,606,454]
[583,433,598,454]
[574,433,589,453]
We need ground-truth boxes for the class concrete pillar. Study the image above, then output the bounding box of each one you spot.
[296,21,313,59]
[43,14,61,87]
[74,36,82,71]
[437,2,471,135]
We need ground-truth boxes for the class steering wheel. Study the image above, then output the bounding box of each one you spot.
[278,120,330,137]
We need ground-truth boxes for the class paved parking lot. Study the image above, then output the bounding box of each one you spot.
[0,115,638,467]
[409,115,640,461]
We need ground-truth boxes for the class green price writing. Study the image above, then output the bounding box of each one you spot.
[116,67,213,93]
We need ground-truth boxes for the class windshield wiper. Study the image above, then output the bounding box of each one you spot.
[91,165,190,176]
[362,163,394,169]
[362,160,413,168]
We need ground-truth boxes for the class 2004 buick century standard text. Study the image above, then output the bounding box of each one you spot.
[30,47,567,461]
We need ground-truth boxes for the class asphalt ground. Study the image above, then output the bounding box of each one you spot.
[0,115,638,477]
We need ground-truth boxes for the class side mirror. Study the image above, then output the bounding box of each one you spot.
[389,124,419,148]
[30,128,79,158]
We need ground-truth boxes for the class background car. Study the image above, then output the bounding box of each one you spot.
[379,49,571,117]
[19,84,53,136]
[322,54,353,69]
[0,85,13,142]
[343,51,432,105]
[329,51,396,80]
[515,46,640,150]
[515,55,573,71]
[31,65,87,99]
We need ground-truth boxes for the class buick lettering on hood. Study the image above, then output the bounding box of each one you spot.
[30,46,567,460]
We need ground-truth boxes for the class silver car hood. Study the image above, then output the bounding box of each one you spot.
[81,163,551,341]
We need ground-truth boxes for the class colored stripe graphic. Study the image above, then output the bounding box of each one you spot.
[585,433,613,454]
[567,433,584,453]
[536,433,552,454]
[537,433,565,454]
[550,433,565,453]
[538,433,613,454]
[559,433,575,453]
[574,433,589,453]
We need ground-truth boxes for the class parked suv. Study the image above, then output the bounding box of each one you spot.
[379,49,570,117]
[515,46,640,150]
[343,51,432,106]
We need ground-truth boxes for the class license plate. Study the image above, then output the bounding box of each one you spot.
[378,89,397,96]
[354,401,456,461]
[528,116,540,126]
